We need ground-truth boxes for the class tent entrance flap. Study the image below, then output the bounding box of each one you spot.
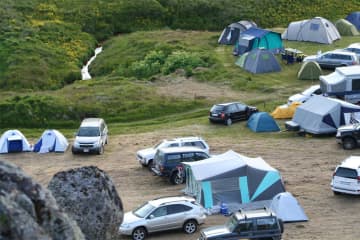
[201,181,213,208]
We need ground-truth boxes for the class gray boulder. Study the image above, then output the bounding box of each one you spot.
[0,161,85,240]
[48,166,123,240]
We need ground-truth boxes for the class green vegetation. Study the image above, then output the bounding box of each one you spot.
[1,0,360,132]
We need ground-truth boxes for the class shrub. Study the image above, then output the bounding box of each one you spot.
[162,51,209,76]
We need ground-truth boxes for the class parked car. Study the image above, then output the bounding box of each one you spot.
[209,102,258,126]
[136,137,210,170]
[336,123,360,150]
[344,43,360,59]
[71,118,108,154]
[303,49,359,69]
[287,84,322,104]
[119,196,206,240]
[151,147,210,184]
[198,208,283,240]
[331,156,360,195]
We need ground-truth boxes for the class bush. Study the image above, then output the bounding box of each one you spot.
[162,51,209,76]
[128,50,166,78]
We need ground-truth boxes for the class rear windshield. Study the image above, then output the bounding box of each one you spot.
[335,167,358,179]
[77,127,100,137]
[211,105,225,111]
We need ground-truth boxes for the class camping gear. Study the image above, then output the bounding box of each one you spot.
[218,20,257,45]
[282,17,341,44]
[241,48,281,74]
[247,112,280,132]
[281,48,305,64]
[346,12,360,30]
[183,150,285,210]
[297,61,322,80]
[233,27,283,56]
[270,192,308,222]
[271,102,301,119]
[335,19,359,36]
[0,129,32,153]
[33,129,69,153]
[285,95,360,134]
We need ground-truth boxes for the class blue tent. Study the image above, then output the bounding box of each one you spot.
[247,112,280,132]
[346,12,360,30]
[242,48,281,74]
[233,27,283,56]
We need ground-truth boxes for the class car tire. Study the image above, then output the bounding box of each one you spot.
[132,227,147,240]
[97,145,104,155]
[183,220,197,234]
[170,171,184,185]
[342,137,356,150]
[333,191,341,195]
[147,160,154,171]
[225,118,232,126]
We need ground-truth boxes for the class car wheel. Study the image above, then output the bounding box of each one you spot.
[333,191,341,195]
[343,137,356,150]
[183,220,197,234]
[225,118,232,126]
[170,171,184,185]
[147,160,154,171]
[132,227,147,240]
[98,145,104,155]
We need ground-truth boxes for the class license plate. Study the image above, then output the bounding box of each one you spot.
[212,113,218,116]
[83,148,89,153]
[340,181,350,185]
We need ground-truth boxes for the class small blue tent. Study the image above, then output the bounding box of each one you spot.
[242,48,281,74]
[247,112,280,132]
[346,12,360,30]
[233,27,283,56]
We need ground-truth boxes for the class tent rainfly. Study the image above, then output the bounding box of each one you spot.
[270,192,308,222]
[0,129,32,153]
[183,150,285,210]
[271,102,301,119]
[241,48,281,74]
[33,129,69,153]
[346,12,360,30]
[335,19,359,36]
[247,112,280,132]
[218,20,257,45]
[282,17,341,44]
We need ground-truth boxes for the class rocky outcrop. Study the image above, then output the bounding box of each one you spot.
[0,161,85,240]
[48,166,123,240]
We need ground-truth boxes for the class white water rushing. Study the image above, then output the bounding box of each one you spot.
[81,46,103,80]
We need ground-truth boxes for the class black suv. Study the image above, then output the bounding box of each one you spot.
[209,102,258,126]
[336,123,360,150]
[198,208,283,240]
[151,146,210,185]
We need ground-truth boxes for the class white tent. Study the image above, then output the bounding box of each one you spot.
[0,129,32,153]
[33,129,69,153]
[282,17,341,44]
[270,192,308,222]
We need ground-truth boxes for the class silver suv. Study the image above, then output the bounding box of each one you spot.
[136,137,209,169]
[303,49,359,69]
[119,196,206,240]
[331,156,360,195]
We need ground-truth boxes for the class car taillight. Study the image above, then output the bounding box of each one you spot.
[221,112,225,119]
[357,176,360,181]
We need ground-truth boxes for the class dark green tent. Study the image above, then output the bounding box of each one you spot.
[297,61,322,80]
[335,19,359,36]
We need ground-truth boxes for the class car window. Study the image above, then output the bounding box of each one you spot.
[256,217,278,231]
[228,104,237,113]
[352,79,360,91]
[194,152,209,160]
[151,206,167,218]
[335,167,358,179]
[322,53,331,59]
[182,152,196,162]
[236,220,254,232]
[211,105,225,112]
[166,154,182,164]
[193,141,206,149]
[168,143,180,147]
[236,103,246,111]
[314,88,322,95]
[167,204,192,214]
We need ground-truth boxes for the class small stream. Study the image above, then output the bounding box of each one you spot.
[81,46,103,80]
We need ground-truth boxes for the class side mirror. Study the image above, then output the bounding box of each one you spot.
[149,215,155,219]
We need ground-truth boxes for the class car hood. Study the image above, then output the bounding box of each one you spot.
[288,93,307,103]
[74,136,100,143]
[122,211,143,225]
[137,148,156,157]
[338,124,356,132]
[201,225,231,238]
[303,55,317,62]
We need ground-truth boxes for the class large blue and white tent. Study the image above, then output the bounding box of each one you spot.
[33,129,69,153]
[0,129,32,153]
[183,150,285,210]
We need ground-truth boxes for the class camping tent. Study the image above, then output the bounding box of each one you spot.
[218,20,257,45]
[335,19,359,36]
[282,17,341,44]
[270,192,308,222]
[233,27,283,56]
[247,112,280,132]
[33,129,69,153]
[271,102,301,119]
[184,150,285,210]
[0,129,32,153]
[235,52,249,68]
[242,48,281,74]
[297,61,322,80]
[346,12,360,30]
[286,95,360,134]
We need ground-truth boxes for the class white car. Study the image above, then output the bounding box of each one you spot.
[331,156,360,195]
[136,137,209,169]
[119,196,206,240]
[287,84,322,104]
[344,43,360,59]
[303,49,359,69]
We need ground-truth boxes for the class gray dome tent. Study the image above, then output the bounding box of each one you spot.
[242,48,281,74]
[218,20,257,45]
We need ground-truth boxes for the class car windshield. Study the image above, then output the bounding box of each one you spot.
[225,215,238,232]
[211,105,225,112]
[77,127,100,137]
[153,140,166,149]
[335,167,358,179]
[133,202,156,218]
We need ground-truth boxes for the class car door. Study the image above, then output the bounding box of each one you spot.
[166,204,192,230]
[318,53,331,68]
[236,103,248,120]
[146,206,171,232]
[253,217,280,238]
[235,220,255,238]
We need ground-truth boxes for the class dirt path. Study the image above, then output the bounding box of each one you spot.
[2,124,360,239]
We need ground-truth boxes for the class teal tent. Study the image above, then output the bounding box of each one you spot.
[247,112,280,132]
